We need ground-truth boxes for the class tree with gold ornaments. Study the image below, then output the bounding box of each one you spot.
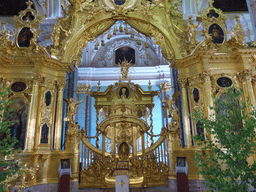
[192,88,256,191]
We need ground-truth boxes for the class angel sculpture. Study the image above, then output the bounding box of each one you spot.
[0,23,15,45]
[162,92,181,118]
[64,94,89,122]
[162,92,181,131]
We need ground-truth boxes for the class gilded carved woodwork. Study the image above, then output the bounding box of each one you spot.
[78,77,180,188]
[51,0,188,65]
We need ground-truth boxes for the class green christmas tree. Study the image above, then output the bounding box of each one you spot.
[0,85,21,192]
[192,88,256,191]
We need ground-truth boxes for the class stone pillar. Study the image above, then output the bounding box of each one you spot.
[114,170,129,192]
[238,70,256,106]
[25,74,42,152]
[178,78,192,148]
[54,80,66,150]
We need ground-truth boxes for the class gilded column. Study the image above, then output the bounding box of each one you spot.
[25,74,42,152]
[200,71,214,116]
[111,124,116,157]
[54,80,66,150]
[200,71,215,142]
[141,131,145,160]
[132,125,137,162]
[102,133,106,159]
[178,78,192,148]
[238,70,256,106]
[188,76,198,138]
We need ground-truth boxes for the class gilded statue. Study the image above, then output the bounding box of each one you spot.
[232,16,245,45]
[162,92,180,118]
[51,21,71,47]
[118,58,131,79]
[118,142,130,160]
[64,94,89,122]
[0,23,15,45]
[188,17,199,46]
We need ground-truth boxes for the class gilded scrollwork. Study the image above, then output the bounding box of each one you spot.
[51,0,187,64]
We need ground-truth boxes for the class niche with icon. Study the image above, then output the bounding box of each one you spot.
[208,24,224,44]
[40,123,49,144]
[17,27,33,47]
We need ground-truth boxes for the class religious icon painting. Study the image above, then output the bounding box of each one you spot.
[11,82,27,92]
[8,98,28,149]
[45,91,52,106]
[114,0,126,6]
[217,77,232,87]
[22,11,35,21]
[119,87,129,99]
[115,47,135,65]
[207,10,219,18]
[61,159,70,169]
[208,24,224,44]
[176,157,186,167]
[192,88,199,103]
[40,123,49,143]
[18,27,33,47]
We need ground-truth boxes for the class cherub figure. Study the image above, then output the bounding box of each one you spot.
[64,94,89,122]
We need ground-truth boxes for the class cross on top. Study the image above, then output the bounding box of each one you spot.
[119,179,126,187]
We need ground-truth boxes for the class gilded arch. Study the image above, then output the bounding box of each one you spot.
[51,0,188,65]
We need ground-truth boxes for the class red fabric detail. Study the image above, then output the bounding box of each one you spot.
[58,174,70,192]
[177,172,189,192]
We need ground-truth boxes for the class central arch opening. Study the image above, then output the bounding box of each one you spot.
[61,21,177,148]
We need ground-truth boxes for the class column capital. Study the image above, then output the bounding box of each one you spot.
[57,80,66,91]
[32,73,43,85]
[188,76,199,86]
[77,84,91,94]
[178,78,187,88]
[199,70,211,82]
[43,79,55,90]
[238,70,252,81]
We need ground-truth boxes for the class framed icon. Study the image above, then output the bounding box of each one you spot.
[177,157,186,167]
[61,159,70,169]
